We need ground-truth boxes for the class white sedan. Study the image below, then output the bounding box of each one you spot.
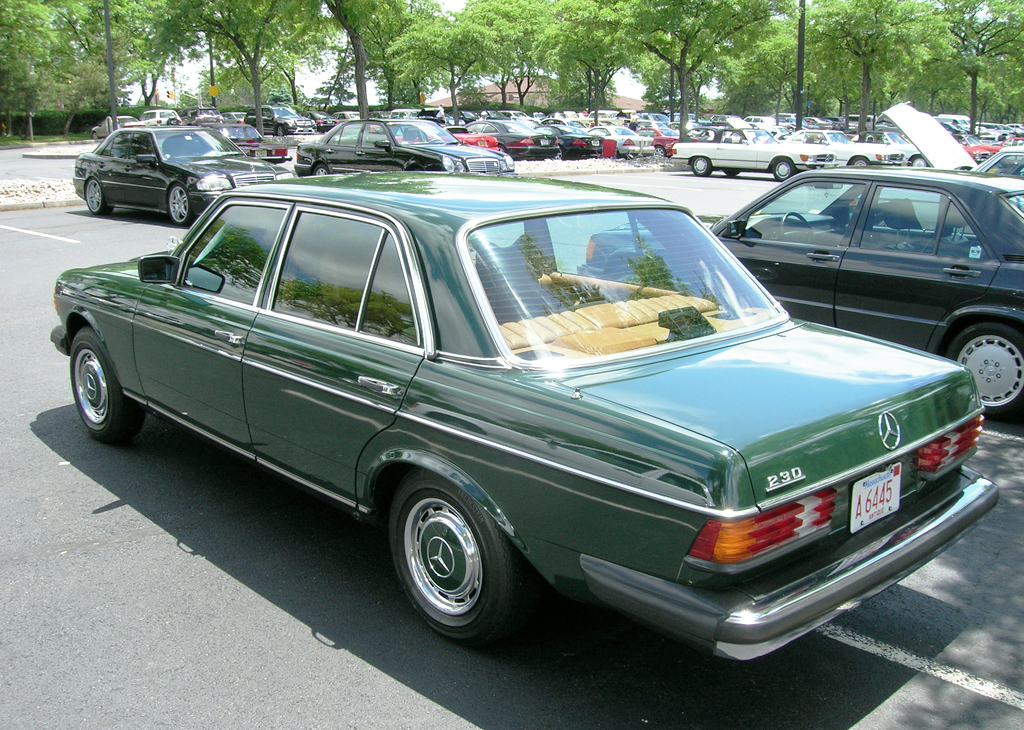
[784,129,905,166]
[671,126,837,180]
[588,126,657,158]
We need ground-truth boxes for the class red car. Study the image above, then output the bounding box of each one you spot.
[209,124,291,164]
[446,125,499,150]
[636,124,679,157]
[952,132,1002,162]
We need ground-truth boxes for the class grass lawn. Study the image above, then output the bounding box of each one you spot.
[0,134,92,147]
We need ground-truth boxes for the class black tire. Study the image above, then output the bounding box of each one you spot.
[691,156,712,177]
[85,178,111,216]
[910,155,929,168]
[275,124,286,137]
[723,169,741,178]
[848,156,870,167]
[948,322,1024,418]
[498,144,510,156]
[771,158,796,181]
[167,183,193,226]
[70,328,145,444]
[389,471,539,645]
[311,163,329,176]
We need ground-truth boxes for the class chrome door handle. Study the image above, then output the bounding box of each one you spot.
[214,330,244,345]
[943,267,981,278]
[358,376,404,397]
[806,252,841,262]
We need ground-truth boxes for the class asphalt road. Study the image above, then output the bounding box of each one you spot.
[2,183,1024,729]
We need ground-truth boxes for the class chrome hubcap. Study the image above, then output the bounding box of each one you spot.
[74,349,108,424]
[958,335,1024,406]
[404,498,481,616]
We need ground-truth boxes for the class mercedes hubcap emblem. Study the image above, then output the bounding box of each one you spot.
[426,536,455,579]
[878,411,902,451]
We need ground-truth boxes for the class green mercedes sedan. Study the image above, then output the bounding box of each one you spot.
[50,173,998,659]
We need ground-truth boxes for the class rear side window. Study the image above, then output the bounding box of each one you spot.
[182,205,286,304]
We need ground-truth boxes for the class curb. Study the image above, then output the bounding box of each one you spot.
[0,199,82,212]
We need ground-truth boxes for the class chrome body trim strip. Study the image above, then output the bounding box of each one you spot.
[243,357,397,414]
[146,402,254,459]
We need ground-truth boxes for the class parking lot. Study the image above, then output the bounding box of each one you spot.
[1,153,1024,728]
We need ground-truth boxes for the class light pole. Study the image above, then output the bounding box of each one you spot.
[103,0,118,132]
[796,0,805,130]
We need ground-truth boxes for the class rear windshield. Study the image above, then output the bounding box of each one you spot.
[467,208,780,362]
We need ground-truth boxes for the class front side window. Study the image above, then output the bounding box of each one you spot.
[128,133,154,158]
[182,205,286,303]
[468,208,779,361]
[745,181,866,246]
[361,123,388,148]
[272,213,417,347]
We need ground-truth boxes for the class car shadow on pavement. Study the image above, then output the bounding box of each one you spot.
[30,404,1021,730]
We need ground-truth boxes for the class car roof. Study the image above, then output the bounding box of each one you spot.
[790,166,1024,194]
[233,173,667,229]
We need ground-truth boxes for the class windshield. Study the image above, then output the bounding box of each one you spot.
[386,121,458,145]
[746,129,777,144]
[824,131,853,144]
[467,208,779,362]
[884,131,910,144]
[503,121,539,135]
[272,107,301,118]
[157,130,242,159]
[224,127,261,142]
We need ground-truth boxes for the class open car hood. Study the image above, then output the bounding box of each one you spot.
[881,103,976,170]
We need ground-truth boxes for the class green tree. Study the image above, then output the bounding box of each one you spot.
[0,0,54,132]
[321,0,383,119]
[942,0,1024,132]
[545,0,629,111]
[465,0,552,106]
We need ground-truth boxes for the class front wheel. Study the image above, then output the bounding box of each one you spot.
[85,178,111,216]
[389,471,539,645]
[70,329,145,443]
[274,124,286,137]
[771,158,795,181]
[848,156,870,167]
[910,155,929,167]
[167,183,193,226]
[690,156,712,177]
[948,323,1024,418]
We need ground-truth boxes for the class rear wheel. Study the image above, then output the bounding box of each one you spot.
[771,158,795,181]
[70,329,145,444]
[948,322,1024,418]
[690,156,712,177]
[85,178,111,216]
[312,163,329,176]
[389,471,539,645]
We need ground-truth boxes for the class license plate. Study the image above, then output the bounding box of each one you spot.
[255,149,267,157]
[850,463,901,533]
[540,138,551,146]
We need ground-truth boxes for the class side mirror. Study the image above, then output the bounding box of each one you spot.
[374,139,392,150]
[136,154,157,165]
[138,254,180,284]
[721,219,747,239]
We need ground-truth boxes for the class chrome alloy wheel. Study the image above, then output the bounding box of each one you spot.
[404,497,482,616]
[957,334,1024,407]
[168,186,190,224]
[86,180,104,212]
[74,348,109,425]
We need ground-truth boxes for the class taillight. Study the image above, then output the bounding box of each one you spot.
[572,138,587,147]
[510,137,536,146]
[622,139,635,146]
[688,489,837,564]
[917,415,983,472]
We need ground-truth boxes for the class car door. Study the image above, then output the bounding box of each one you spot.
[319,122,361,171]
[98,132,133,203]
[355,121,401,171]
[834,185,999,350]
[123,132,165,209]
[242,207,424,504]
[722,179,868,323]
[133,201,290,452]
[716,130,753,167]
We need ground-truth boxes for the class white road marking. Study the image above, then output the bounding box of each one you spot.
[818,623,1024,710]
[0,224,80,243]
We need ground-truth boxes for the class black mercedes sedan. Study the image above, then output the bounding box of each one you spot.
[536,124,603,159]
[294,119,515,176]
[74,126,294,226]
[713,167,1024,417]
[464,119,561,160]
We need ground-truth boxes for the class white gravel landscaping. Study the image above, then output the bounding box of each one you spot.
[0,152,669,208]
